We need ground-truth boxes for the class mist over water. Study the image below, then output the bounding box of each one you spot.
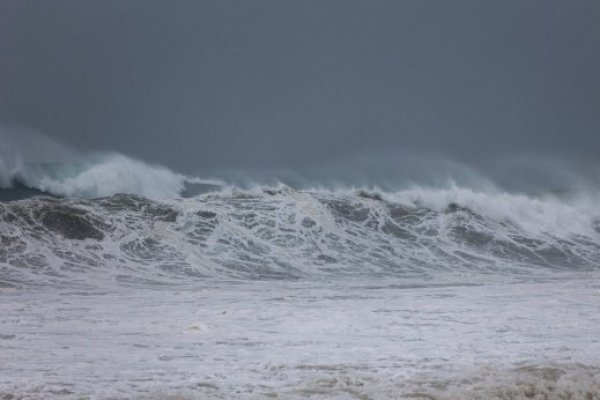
[2,129,600,198]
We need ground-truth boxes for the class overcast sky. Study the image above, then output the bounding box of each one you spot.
[1,0,599,177]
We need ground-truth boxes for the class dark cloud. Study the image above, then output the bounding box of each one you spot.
[1,0,599,175]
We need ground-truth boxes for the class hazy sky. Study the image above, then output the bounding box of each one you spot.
[1,0,599,175]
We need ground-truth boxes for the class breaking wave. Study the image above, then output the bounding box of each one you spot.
[1,132,599,286]
[0,129,225,199]
[1,184,599,287]
[0,152,196,199]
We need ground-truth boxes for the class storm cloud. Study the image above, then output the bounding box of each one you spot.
[1,0,599,179]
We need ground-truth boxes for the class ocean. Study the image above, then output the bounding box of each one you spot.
[1,153,599,399]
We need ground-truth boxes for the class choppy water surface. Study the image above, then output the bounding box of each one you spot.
[1,181,599,399]
[1,187,599,287]
[2,277,600,399]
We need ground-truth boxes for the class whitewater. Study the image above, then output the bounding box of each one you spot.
[1,148,600,399]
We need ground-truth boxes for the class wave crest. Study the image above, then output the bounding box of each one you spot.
[1,187,599,286]
[1,152,189,199]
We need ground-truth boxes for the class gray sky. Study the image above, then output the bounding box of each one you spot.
[1,0,599,177]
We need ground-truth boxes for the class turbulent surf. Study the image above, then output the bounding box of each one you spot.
[2,149,600,400]
[1,182,599,288]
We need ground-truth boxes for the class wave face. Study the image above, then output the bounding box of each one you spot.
[0,152,191,199]
[1,186,599,287]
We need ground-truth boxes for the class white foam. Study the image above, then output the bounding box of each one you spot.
[22,152,186,198]
[2,183,599,288]
[387,185,599,237]
[1,276,599,399]
[1,152,186,198]
[1,129,189,198]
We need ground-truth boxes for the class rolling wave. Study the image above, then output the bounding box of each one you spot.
[1,186,599,287]
[1,135,599,286]
[0,152,191,199]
